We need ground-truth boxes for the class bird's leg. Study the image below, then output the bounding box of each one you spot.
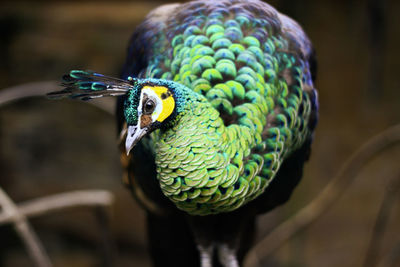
[197,244,214,267]
[217,244,239,267]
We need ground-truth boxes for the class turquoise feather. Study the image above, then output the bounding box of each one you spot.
[119,0,318,215]
[49,0,318,217]
[46,1,319,265]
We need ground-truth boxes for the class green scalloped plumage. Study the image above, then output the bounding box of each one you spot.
[136,6,317,215]
[54,0,318,217]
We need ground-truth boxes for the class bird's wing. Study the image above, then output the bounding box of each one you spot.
[277,12,319,132]
[47,70,134,101]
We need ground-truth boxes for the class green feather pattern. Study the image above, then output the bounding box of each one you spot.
[125,0,316,215]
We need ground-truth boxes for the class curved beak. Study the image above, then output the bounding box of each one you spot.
[125,125,149,155]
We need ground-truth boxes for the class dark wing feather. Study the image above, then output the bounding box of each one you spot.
[47,70,134,101]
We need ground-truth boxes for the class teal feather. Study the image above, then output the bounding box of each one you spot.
[48,1,318,265]
[118,0,319,215]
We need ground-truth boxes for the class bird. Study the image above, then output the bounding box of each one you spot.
[48,0,318,266]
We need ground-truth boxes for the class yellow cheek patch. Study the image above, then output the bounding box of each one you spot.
[159,94,175,122]
[145,86,175,123]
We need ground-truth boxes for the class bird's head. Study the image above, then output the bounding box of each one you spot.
[47,70,195,155]
[123,80,177,154]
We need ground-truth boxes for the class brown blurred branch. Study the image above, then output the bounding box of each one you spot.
[0,189,115,267]
[0,190,114,225]
[244,124,400,267]
[0,81,115,114]
[0,81,57,106]
[0,82,117,266]
[363,173,400,267]
[0,187,53,267]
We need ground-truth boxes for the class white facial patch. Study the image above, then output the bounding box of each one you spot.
[139,87,163,122]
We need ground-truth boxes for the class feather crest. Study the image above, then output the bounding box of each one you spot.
[47,70,135,100]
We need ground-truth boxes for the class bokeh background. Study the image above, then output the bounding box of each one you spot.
[0,0,399,266]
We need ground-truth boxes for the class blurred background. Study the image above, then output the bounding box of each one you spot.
[0,0,399,266]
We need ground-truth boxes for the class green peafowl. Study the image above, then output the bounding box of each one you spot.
[48,0,318,266]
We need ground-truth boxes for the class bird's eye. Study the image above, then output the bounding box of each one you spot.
[144,99,155,114]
